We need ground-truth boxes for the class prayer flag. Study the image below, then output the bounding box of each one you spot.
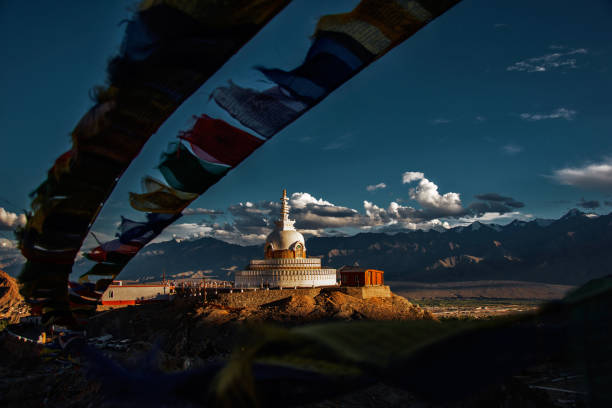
[178,114,265,167]
[158,142,229,194]
[85,240,142,264]
[212,82,306,138]
[19,0,292,326]
[117,213,181,245]
[129,176,197,213]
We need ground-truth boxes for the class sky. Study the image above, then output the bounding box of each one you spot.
[1,0,612,248]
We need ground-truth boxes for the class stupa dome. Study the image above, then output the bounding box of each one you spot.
[265,229,305,252]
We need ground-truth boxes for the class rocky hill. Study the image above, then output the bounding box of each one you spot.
[0,269,28,323]
[107,209,612,285]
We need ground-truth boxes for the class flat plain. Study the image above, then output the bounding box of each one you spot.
[390,280,575,318]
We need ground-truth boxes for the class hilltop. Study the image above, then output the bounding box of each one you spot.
[90,287,432,342]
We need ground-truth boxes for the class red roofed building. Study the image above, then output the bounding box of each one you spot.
[338,266,384,287]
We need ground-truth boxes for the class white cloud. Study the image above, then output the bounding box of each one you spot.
[409,179,463,215]
[362,200,435,229]
[552,159,612,192]
[363,200,399,224]
[0,238,16,249]
[166,223,214,238]
[182,208,223,216]
[520,107,576,121]
[507,48,587,72]
[475,116,486,122]
[0,208,26,231]
[366,182,387,192]
[402,172,464,216]
[290,192,334,209]
[211,231,268,246]
[361,200,452,232]
[453,211,532,226]
[402,171,425,184]
[502,144,523,155]
[400,219,451,231]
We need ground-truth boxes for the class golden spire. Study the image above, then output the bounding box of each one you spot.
[280,189,289,220]
[276,188,295,230]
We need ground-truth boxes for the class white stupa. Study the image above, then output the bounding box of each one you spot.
[234,189,337,288]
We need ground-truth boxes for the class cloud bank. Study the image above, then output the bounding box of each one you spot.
[0,208,26,231]
[520,108,576,121]
[552,159,612,192]
[154,169,528,245]
[578,198,600,209]
[474,193,525,209]
[182,208,224,216]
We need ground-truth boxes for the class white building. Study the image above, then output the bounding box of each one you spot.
[101,281,172,305]
[234,190,336,288]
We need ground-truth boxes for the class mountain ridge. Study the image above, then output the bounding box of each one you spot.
[3,209,610,285]
[104,209,612,285]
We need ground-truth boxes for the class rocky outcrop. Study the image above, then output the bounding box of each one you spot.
[0,269,28,323]
[202,287,432,322]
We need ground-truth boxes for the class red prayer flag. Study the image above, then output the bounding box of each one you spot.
[86,240,142,263]
[178,114,265,167]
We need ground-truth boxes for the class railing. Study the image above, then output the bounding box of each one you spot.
[173,281,234,298]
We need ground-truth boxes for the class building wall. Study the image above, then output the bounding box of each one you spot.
[339,285,391,299]
[369,270,384,285]
[340,269,385,287]
[101,285,171,305]
[264,248,307,259]
[235,268,337,288]
[340,271,365,286]
[249,258,322,269]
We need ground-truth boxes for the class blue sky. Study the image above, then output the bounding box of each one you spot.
[1,0,612,246]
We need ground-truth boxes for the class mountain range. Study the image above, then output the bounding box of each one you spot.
[108,209,612,285]
[2,209,610,285]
